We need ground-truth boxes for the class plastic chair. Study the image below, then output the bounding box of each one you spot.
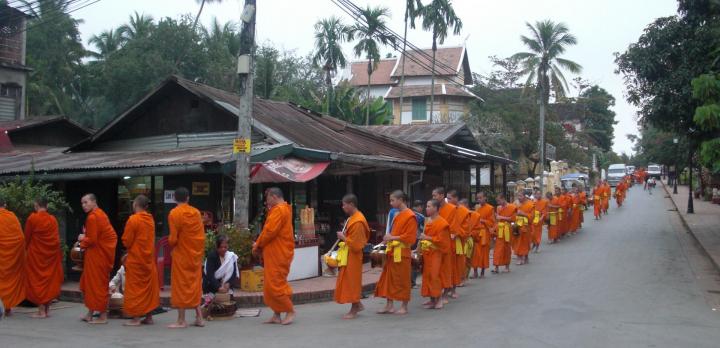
[155,236,172,290]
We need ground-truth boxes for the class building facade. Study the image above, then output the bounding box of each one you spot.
[0,4,30,121]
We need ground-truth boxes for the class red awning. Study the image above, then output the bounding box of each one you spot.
[250,158,330,183]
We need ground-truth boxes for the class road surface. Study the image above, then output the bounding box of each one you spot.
[2,185,720,348]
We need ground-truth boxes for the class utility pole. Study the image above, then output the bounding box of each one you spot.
[687,135,694,214]
[234,0,256,229]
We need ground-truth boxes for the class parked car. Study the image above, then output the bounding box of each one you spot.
[607,163,626,187]
[561,173,591,201]
[647,164,662,179]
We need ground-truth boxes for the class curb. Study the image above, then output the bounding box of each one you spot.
[60,282,379,309]
[662,181,720,273]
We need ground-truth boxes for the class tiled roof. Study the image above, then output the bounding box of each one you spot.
[391,47,464,78]
[384,84,480,99]
[347,59,397,86]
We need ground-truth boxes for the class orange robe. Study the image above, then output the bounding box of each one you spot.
[168,203,205,309]
[438,203,457,289]
[494,204,516,266]
[615,182,626,206]
[24,211,63,306]
[570,194,581,232]
[602,184,610,212]
[557,195,567,237]
[256,202,294,313]
[578,191,587,225]
[548,197,561,241]
[421,217,450,298]
[334,210,370,304]
[452,205,470,285]
[471,204,494,269]
[80,208,117,312]
[515,201,534,257]
[532,199,548,246]
[0,208,26,309]
[374,208,417,302]
[122,211,160,317]
[593,187,603,218]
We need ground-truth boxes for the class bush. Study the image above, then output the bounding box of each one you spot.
[205,224,256,267]
[0,176,70,224]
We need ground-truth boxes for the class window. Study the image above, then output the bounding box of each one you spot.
[0,84,21,98]
[411,97,427,121]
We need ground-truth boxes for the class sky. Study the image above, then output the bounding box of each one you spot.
[69,0,679,155]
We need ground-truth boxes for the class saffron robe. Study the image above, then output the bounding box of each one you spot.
[452,205,470,285]
[471,204,494,269]
[80,208,117,311]
[374,208,417,302]
[532,199,548,246]
[569,193,581,232]
[168,203,205,308]
[548,196,561,241]
[334,210,370,304]
[421,217,450,298]
[515,201,534,257]
[493,204,516,266]
[0,208,26,309]
[122,211,160,317]
[593,187,603,218]
[24,211,63,306]
[256,202,295,313]
[438,203,457,289]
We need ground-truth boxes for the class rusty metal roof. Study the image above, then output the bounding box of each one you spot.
[0,116,91,135]
[74,76,426,163]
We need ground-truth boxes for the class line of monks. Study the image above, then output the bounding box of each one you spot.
[0,178,632,326]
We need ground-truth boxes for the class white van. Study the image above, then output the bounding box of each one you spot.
[647,164,662,179]
[607,163,626,187]
[626,165,636,175]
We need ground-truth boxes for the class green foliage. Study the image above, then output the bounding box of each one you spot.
[699,138,720,173]
[0,176,70,225]
[691,73,720,172]
[419,0,463,46]
[206,224,255,267]
[575,84,617,151]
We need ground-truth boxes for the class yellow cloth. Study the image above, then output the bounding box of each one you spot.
[594,195,600,201]
[464,238,474,258]
[386,240,408,263]
[497,222,511,242]
[336,242,349,267]
[549,212,557,226]
[455,238,464,255]
[516,216,528,227]
[419,240,436,253]
[558,208,564,221]
[533,210,541,224]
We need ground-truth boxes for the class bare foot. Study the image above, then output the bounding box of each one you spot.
[422,300,433,306]
[450,293,459,299]
[342,312,357,319]
[193,319,205,327]
[264,315,282,324]
[443,298,449,305]
[433,302,444,309]
[141,318,154,325]
[357,303,365,312]
[376,307,395,314]
[394,308,408,315]
[88,319,108,325]
[457,283,466,287]
[167,322,188,329]
[281,312,295,325]
[30,312,48,319]
[124,319,142,327]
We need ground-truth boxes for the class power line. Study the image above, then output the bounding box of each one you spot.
[2,0,102,37]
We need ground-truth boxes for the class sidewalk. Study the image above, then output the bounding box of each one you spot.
[662,179,720,271]
[60,264,382,308]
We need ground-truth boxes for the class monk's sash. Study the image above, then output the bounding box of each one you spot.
[464,238,474,258]
[594,195,600,201]
[337,242,349,267]
[419,240,436,253]
[386,240,409,263]
[455,238,465,255]
[516,216,529,227]
[497,222,511,242]
[558,208,564,221]
[533,210,541,225]
[549,212,557,226]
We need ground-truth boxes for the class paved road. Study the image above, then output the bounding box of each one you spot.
[2,185,720,348]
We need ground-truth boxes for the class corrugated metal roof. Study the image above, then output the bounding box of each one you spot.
[365,123,468,144]
[0,115,91,135]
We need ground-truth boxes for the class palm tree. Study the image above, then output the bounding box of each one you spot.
[193,0,224,33]
[312,17,348,115]
[347,6,396,125]
[512,20,582,192]
[419,0,462,122]
[398,0,423,122]
[88,28,124,60]
[119,12,155,41]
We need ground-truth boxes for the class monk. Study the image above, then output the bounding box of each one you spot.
[419,199,450,310]
[432,187,456,302]
[515,193,534,265]
[593,182,603,220]
[254,187,295,325]
[168,187,206,329]
[547,190,561,243]
[470,192,494,278]
[601,180,611,214]
[446,190,470,288]
[0,198,26,317]
[578,185,587,226]
[569,186,582,234]
[24,197,63,318]
[459,198,479,279]
[562,188,573,237]
[79,194,117,324]
[334,194,370,319]
[375,190,417,315]
[615,180,626,207]
[493,194,516,274]
[122,195,160,326]
[532,189,548,253]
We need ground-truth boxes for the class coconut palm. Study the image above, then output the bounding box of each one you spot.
[119,12,155,41]
[347,6,396,125]
[88,28,125,60]
[419,0,462,122]
[312,17,348,115]
[193,0,224,33]
[398,0,423,122]
[512,20,582,191]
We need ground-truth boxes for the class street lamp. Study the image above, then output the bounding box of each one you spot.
[673,138,678,194]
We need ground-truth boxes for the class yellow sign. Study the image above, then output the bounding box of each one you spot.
[192,182,210,196]
[233,138,251,154]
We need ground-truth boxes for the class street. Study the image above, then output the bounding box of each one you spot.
[2,185,720,348]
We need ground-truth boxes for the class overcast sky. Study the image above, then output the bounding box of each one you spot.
[70,0,679,155]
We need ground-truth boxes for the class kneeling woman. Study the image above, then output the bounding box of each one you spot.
[203,235,239,298]
[419,199,450,310]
